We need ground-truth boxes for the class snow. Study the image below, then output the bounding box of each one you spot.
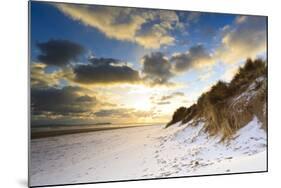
[231,76,265,106]
[193,151,267,175]
[30,117,267,187]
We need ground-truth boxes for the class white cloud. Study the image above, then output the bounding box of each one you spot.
[55,3,181,49]
[216,16,267,64]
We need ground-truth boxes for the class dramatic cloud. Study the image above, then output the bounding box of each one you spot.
[37,39,84,66]
[31,63,62,88]
[30,2,268,126]
[31,86,97,117]
[170,44,215,73]
[141,52,174,85]
[216,16,267,64]
[55,3,181,48]
[140,46,214,85]
[72,57,141,85]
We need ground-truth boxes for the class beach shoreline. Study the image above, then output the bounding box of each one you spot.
[30,119,266,187]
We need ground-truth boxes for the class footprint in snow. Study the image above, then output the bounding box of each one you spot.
[143,168,148,172]
[160,172,173,177]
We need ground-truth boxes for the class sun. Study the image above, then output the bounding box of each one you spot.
[121,85,154,111]
[133,95,151,110]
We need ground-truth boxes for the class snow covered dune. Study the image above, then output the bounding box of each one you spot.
[30,116,267,187]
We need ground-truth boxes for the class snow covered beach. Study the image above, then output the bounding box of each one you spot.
[30,117,266,187]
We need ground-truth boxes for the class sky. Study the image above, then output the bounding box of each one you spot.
[30,1,267,126]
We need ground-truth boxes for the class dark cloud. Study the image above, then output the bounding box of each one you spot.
[37,39,85,66]
[72,58,141,84]
[170,44,213,73]
[140,46,213,85]
[31,86,96,116]
[141,52,174,85]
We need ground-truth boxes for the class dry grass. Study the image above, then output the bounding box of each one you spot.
[166,58,267,140]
